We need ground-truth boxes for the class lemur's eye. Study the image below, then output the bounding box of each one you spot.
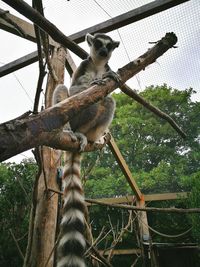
[94,40,103,49]
[106,43,112,51]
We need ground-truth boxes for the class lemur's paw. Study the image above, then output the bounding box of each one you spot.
[75,132,88,151]
[63,129,78,142]
[63,130,88,151]
[102,70,121,85]
[90,78,106,86]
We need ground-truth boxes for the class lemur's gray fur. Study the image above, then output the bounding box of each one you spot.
[53,33,120,267]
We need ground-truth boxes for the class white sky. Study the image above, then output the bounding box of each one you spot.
[0,0,199,162]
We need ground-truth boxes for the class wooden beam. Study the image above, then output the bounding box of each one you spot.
[65,50,77,76]
[0,0,189,77]
[2,0,87,59]
[0,0,189,44]
[0,8,57,47]
[87,196,135,206]
[108,135,142,200]
[69,0,190,43]
[0,51,39,77]
[144,192,188,202]
[87,192,188,206]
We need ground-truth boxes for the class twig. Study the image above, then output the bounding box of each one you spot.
[86,240,113,267]
[108,215,116,240]
[108,211,133,261]
[9,229,24,260]
[82,149,103,185]
[15,174,29,198]
[85,226,107,256]
[120,84,186,138]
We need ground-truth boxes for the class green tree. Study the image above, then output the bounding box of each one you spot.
[0,159,37,267]
[84,85,200,262]
[85,84,200,196]
[1,85,200,266]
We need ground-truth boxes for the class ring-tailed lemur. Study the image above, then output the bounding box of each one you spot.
[53,33,120,267]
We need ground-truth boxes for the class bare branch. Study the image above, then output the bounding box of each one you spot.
[120,84,186,138]
[86,240,113,267]
[0,32,178,161]
[9,229,25,260]
[107,211,133,261]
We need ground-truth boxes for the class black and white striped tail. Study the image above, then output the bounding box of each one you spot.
[57,152,86,267]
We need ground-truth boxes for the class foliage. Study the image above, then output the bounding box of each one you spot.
[0,159,37,267]
[1,84,200,266]
[183,171,200,242]
[84,85,200,265]
[85,84,200,196]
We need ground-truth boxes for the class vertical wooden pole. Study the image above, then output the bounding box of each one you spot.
[24,46,66,267]
[136,196,159,267]
[136,195,150,267]
[137,196,150,242]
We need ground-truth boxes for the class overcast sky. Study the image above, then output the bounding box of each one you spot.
[0,0,199,162]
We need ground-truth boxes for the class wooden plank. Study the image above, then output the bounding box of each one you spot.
[144,192,188,202]
[0,50,38,77]
[99,248,141,255]
[87,192,188,206]
[0,43,76,78]
[87,195,135,206]
[108,136,142,200]
[0,8,58,46]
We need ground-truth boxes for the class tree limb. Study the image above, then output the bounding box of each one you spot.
[1,1,186,137]
[0,32,178,161]
[120,84,186,138]
[85,198,200,214]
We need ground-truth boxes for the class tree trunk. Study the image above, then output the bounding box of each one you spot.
[23,46,66,267]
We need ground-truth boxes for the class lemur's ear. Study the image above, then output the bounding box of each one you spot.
[113,41,120,49]
[86,33,94,46]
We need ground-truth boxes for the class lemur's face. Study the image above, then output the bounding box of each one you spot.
[86,33,120,62]
[93,38,114,59]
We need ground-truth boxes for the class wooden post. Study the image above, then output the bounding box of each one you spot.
[136,195,150,267]
[137,196,150,242]
[136,196,159,267]
[24,46,66,267]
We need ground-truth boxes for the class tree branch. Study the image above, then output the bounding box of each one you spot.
[86,198,200,214]
[0,32,178,161]
[120,84,186,138]
[1,1,186,137]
